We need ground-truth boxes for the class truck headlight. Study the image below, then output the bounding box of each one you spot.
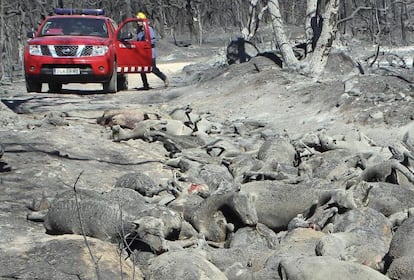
[29,45,42,56]
[91,45,108,56]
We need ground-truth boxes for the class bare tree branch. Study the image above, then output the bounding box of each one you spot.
[73,171,101,280]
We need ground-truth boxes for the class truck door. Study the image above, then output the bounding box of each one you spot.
[115,18,152,74]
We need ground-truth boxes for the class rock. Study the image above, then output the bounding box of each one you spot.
[1,235,141,280]
[279,256,390,280]
[146,249,227,280]
[114,171,163,197]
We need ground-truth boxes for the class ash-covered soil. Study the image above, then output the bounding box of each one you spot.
[0,35,413,279]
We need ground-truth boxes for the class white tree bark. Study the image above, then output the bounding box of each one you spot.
[243,0,268,40]
[268,0,340,77]
[268,0,300,70]
[0,0,4,81]
[304,0,340,77]
[305,0,318,53]
[196,4,203,46]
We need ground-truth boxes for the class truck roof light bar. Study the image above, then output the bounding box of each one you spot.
[53,8,105,16]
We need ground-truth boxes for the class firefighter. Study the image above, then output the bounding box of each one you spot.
[136,12,169,90]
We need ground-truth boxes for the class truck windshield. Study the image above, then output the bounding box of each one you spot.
[40,18,108,38]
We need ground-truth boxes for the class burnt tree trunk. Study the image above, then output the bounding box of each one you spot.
[303,0,340,76]
[305,0,318,53]
[268,0,340,77]
[268,0,300,70]
[0,0,4,82]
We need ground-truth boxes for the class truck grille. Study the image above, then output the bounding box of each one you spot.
[81,46,93,56]
[41,45,94,57]
[40,45,51,56]
[55,45,78,56]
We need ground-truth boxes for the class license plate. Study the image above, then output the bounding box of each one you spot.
[53,68,80,75]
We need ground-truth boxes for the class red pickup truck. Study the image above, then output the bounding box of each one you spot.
[24,8,153,93]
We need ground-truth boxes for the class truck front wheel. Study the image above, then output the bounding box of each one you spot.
[26,78,42,93]
[48,83,62,93]
[103,62,117,93]
[117,74,128,91]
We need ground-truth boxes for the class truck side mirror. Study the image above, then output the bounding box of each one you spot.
[27,31,35,38]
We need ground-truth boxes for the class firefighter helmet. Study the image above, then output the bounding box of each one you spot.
[136,12,147,19]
